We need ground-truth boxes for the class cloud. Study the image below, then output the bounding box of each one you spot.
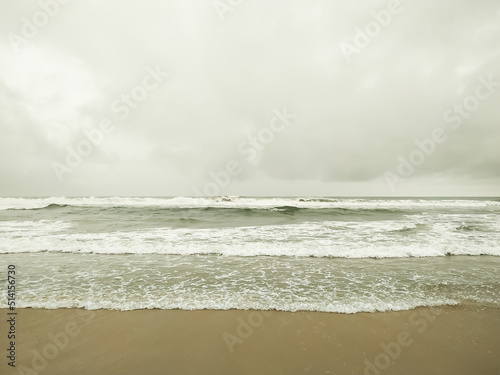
[0,0,499,196]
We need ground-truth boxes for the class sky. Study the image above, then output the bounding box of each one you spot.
[0,0,499,197]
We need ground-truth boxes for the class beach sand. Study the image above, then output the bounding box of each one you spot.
[2,306,499,375]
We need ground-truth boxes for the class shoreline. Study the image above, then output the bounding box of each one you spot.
[2,305,499,375]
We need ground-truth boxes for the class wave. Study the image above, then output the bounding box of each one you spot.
[29,203,69,210]
[455,223,483,232]
[9,204,403,219]
[388,223,429,233]
[1,212,499,258]
[1,196,499,211]
[1,237,499,257]
[298,198,339,203]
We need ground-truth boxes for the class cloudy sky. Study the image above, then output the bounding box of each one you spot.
[0,0,499,197]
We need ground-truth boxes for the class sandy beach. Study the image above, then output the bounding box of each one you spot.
[2,305,499,375]
[1,0,500,370]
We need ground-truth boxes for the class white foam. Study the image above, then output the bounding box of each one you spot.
[1,222,499,257]
[2,250,498,313]
[13,298,460,313]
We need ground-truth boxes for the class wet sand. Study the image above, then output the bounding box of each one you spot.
[2,305,499,375]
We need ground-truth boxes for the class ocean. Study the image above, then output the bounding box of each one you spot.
[0,196,499,313]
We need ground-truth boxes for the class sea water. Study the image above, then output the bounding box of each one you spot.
[0,196,498,313]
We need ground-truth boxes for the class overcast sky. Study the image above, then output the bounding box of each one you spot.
[0,0,499,197]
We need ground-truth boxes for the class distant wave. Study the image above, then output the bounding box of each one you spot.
[7,203,70,211]
[1,204,407,222]
[1,196,499,211]
[298,198,339,203]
